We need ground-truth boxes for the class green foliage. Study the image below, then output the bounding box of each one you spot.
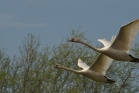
[0,30,139,93]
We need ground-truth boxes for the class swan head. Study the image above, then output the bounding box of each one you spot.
[69,38,80,42]
[55,64,61,68]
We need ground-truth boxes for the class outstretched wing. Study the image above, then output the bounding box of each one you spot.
[89,36,115,74]
[98,36,116,48]
[111,19,139,52]
[78,58,89,70]
[98,39,111,48]
[89,54,113,75]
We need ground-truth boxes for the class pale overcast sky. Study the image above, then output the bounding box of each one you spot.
[0,0,139,56]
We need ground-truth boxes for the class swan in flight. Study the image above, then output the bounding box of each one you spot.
[69,19,139,62]
[55,37,115,83]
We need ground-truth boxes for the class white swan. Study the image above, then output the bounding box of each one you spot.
[69,19,139,62]
[55,37,115,83]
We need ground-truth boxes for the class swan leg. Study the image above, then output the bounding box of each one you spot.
[129,54,139,62]
[104,76,115,84]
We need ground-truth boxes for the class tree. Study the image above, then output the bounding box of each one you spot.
[0,31,139,93]
[0,48,13,92]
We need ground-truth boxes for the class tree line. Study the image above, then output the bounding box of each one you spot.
[0,31,139,93]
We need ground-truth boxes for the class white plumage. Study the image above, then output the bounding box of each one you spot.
[55,19,139,84]
[70,19,139,62]
[78,58,89,70]
[55,37,115,83]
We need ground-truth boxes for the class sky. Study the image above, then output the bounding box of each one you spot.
[0,0,139,57]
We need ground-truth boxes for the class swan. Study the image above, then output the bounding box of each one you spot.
[55,37,115,83]
[69,19,139,62]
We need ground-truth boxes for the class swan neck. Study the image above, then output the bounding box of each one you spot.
[59,66,79,74]
[78,40,100,52]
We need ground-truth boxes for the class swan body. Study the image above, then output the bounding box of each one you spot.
[55,38,115,83]
[99,48,132,61]
[70,19,139,62]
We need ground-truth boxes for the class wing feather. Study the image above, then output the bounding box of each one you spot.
[89,36,115,74]
[111,19,139,52]
[98,39,111,48]
[78,58,89,70]
[89,54,113,75]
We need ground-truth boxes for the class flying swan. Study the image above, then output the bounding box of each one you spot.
[69,19,139,62]
[55,37,115,83]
